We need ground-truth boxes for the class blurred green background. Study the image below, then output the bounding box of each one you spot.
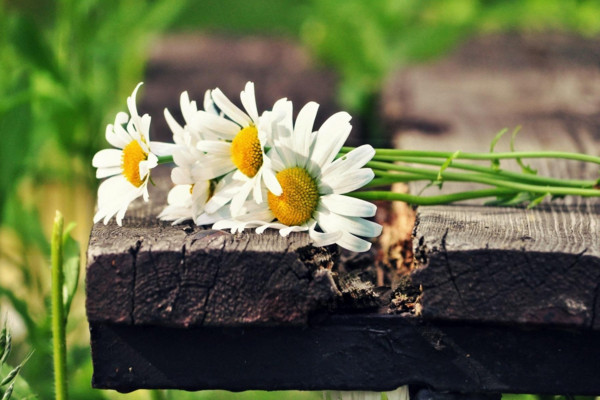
[1,0,600,399]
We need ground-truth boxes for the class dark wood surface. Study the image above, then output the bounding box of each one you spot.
[86,199,343,327]
[87,33,600,394]
[382,33,600,329]
[90,316,600,394]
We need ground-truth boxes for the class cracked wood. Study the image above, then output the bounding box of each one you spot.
[86,175,342,327]
[381,33,600,329]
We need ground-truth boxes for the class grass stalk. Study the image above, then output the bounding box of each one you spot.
[51,211,68,400]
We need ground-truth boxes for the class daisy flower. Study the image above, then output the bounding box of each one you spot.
[194,81,284,215]
[159,90,227,224]
[92,82,175,226]
[214,101,382,252]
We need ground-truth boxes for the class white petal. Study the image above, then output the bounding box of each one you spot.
[322,144,375,177]
[230,180,254,215]
[96,167,121,179]
[321,168,374,194]
[203,89,219,115]
[255,222,289,234]
[252,174,263,204]
[294,101,319,167]
[279,224,308,236]
[337,232,372,252]
[150,141,178,157]
[315,209,381,238]
[171,166,193,185]
[196,110,240,138]
[196,140,232,155]
[92,149,122,168]
[211,87,252,127]
[94,176,142,225]
[309,225,343,248]
[194,156,235,180]
[105,112,131,148]
[309,112,352,174]
[127,82,146,139]
[164,108,185,140]
[262,163,282,195]
[204,176,241,213]
[320,194,376,217]
[240,82,259,123]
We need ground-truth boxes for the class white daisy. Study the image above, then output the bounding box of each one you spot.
[194,81,284,215]
[213,101,382,252]
[92,82,175,226]
[159,90,226,224]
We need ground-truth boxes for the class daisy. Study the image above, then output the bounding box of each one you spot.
[159,90,227,224]
[92,82,175,226]
[194,81,284,215]
[214,101,382,252]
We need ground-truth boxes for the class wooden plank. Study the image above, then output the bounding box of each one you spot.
[412,204,600,329]
[89,315,600,394]
[382,33,600,328]
[86,198,344,327]
[87,33,600,393]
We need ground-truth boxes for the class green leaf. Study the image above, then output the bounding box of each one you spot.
[489,128,508,170]
[0,365,21,387]
[61,222,81,318]
[485,191,530,207]
[0,329,10,366]
[0,361,35,400]
[437,150,461,181]
[0,322,6,365]
[528,193,548,209]
[1,381,14,400]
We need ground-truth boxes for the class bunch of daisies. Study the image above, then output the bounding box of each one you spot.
[92,82,382,252]
[93,82,600,252]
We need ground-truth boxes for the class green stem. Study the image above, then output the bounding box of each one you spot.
[368,156,596,188]
[157,155,174,164]
[367,175,427,187]
[51,211,68,400]
[349,188,516,205]
[366,161,600,197]
[341,147,600,165]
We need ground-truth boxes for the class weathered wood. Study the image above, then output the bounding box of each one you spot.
[87,199,344,327]
[412,204,600,329]
[87,33,600,394]
[89,314,600,394]
[382,33,600,328]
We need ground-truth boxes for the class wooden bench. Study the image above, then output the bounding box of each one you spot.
[86,33,600,397]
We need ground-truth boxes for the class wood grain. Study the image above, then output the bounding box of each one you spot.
[87,33,600,393]
[90,315,600,394]
[381,33,600,328]
[86,197,343,326]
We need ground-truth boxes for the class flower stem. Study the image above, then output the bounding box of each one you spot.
[157,155,174,164]
[349,188,516,205]
[341,147,600,165]
[366,161,600,197]
[51,211,68,400]
[368,156,596,188]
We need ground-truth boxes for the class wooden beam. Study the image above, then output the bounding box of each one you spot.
[89,315,600,394]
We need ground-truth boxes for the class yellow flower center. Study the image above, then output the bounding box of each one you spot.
[268,167,320,226]
[230,125,263,177]
[121,140,148,187]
